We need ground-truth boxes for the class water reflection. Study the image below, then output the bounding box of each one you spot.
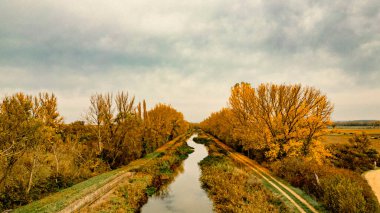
[141,135,213,213]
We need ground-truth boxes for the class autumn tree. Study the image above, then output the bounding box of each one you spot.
[33,93,64,184]
[231,83,333,162]
[200,108,238,147]
[86,94,106,154]
[86,92,144,168]
[0,93,43,187]
[0,91,190,209]
[202,83,333,163]
[106,92,143,167]
[144,103,188,152]
[33,93,63,128]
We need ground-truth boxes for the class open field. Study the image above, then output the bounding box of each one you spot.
[322,128,380,152]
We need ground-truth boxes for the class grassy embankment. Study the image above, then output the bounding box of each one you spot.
[194,135,290,213]
[80,134,194,212]
[322,127,380,152]
[14,133,193,213]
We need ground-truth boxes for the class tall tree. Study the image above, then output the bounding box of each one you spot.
[203,83,333,163]
[0,93,42,186]
[86,92,144,168]
[231,83,333,161]
[86,94,105,154]
[147,103,188,150]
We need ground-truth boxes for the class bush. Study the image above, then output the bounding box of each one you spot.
[328,143,379,172]
[270,158,380,213]
[145,186,157,197]
[321,175,366,212]
[193,137,212,145]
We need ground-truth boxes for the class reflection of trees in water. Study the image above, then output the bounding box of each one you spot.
[154,163,185,198]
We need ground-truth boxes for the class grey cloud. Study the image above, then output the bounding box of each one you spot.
[0,0,379,121]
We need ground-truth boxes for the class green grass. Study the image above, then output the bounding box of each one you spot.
[259,171,325,213]
[231,152,326,213]
[14,168,125,213]
[261,179,300,213]
[145,186,157,197]
[144,151,165,159]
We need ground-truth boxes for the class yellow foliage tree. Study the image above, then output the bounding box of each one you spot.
[202,82,333,163]
[145,103,188,152]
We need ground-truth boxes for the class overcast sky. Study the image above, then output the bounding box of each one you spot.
[0,0,379,122]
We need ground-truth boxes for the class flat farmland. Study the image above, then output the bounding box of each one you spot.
[322,127,380,152]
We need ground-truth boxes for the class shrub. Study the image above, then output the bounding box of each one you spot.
[145,186,156,197]
[193,136,212,145]
[321,175,366,212]
[270,157,380,213]
[328,143,379,172]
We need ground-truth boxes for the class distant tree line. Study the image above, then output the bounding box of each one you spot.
[333,120,380,127]
[0,92,188,210]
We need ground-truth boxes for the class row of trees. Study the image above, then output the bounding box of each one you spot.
[85,93,188,168]
[201,83,333,163]
[333,120,380,127]
[0,92,188,210]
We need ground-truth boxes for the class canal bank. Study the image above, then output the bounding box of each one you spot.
[142,135,213,213]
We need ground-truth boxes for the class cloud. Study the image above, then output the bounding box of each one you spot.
[0,0,379,122]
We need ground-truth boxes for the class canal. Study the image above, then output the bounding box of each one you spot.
[141,134,213,213]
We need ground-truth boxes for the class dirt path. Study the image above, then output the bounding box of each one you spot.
[364,169,380,203]
[58,172,134,213]
[212,137,319,213]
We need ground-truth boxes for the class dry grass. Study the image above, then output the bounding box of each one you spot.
[322,128,380,152]
[197,136,288,213]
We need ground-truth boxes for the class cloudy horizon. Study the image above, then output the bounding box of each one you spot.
[1,0,379,123]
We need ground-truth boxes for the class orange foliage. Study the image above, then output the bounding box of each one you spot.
[202,83,333,163]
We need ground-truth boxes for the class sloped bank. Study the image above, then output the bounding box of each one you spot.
[194,135,288,212]
[80,134,194,212]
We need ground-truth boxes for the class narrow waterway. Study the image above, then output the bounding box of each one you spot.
[141,134,213,213]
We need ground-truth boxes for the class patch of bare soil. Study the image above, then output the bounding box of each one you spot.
[365,169,380,203]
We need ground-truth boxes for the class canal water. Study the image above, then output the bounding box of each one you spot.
[141,134,213,213]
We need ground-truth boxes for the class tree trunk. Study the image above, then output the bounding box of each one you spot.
[52,145,59,183]
[26,156,37,194]
[98,127,103,154]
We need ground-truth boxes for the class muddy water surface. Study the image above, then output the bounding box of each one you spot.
[141,135,213,213]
